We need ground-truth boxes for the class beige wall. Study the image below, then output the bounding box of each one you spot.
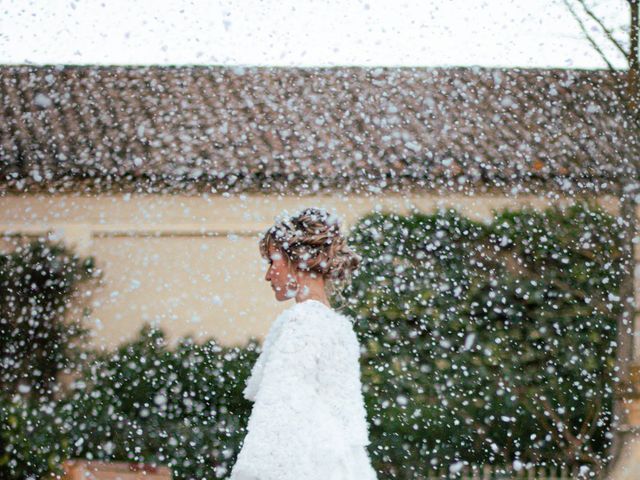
[1,193,637,350]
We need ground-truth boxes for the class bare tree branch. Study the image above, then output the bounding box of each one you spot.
[562,0,618,71]
[576,0,630,61]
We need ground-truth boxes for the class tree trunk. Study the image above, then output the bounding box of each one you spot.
[610,183,639,468]
[630,0,639,120]
[610,1,640,475]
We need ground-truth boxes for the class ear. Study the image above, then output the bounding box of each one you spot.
[288,261,302,279]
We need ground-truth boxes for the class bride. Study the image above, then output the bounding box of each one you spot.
[228,207,378,480]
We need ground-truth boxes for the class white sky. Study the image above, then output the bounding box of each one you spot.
[0,0,630,68]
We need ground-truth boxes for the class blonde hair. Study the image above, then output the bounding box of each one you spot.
[259,207,361,300]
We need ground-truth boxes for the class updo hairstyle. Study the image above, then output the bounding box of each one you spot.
[259,207,361,295]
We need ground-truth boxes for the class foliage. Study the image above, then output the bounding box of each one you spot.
[0,239,97,478]
[1,325,259,480]
[342,201,622,478]
[0,395,68,479]
[60,326,259,479]
[0,239,97,398]
[0,203,624,480]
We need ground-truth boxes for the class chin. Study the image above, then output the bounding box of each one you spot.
[274,290,294,302]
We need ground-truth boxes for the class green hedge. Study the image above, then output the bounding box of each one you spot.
[0,239,96,399]
[62,326,258,478]
[1,325,259,479]
[0,239,96,479]
[0,202,624,479]
[344,202,621,478]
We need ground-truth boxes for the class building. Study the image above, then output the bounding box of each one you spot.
[0,65,636,350]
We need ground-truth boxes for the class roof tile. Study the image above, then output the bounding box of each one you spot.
[0,65,633,195]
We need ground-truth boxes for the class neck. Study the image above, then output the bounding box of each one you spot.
[295,277,330,307]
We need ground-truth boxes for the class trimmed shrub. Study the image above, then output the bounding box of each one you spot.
[0,239,97,479]
[0,202,624,480]
[0,239,97,398]
[343,202,622,478]
[60,326,259,479]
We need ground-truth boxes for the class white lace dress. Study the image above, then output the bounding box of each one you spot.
[228,299,378,480]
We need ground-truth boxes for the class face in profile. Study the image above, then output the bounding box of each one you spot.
[264,244,298,302]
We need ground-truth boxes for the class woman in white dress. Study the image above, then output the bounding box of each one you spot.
[229,207,378,480]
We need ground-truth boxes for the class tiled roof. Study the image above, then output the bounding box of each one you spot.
[0,65,633,195]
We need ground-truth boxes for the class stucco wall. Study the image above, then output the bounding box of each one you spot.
[0,193,637,350]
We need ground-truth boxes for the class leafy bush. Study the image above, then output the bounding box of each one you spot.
[0,202,624,480]
[0,239,97,398]
[0,239,97,478]
[0,395,68,478]
[342,202,622,478]
[1,325,259,480]
[61,326,259,479]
